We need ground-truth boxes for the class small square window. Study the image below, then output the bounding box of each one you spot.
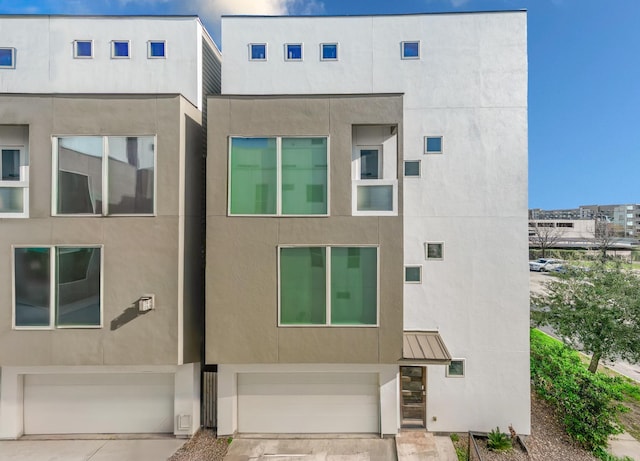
[404,161,421,177]
[285,43,303,61]
[405,266,422,283]
[425,242,444,260]
[250,43,267,61]
[0,47,15,68]
[111,40,130,58]
[401,41,420,59]
[321,43,338,61]
[148,41,165,58]
[446,359,465,377]
[424,136,443,154]
[74,40,93,58]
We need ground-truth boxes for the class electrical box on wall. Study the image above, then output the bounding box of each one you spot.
[138,294,155,312]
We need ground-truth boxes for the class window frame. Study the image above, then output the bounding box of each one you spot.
[249,43,267,61]
[404,265,422,284]
[284,43,303,61]
[401,41,420,60]
[424,136,443,155]
[446,359,465,378]
[147,40,166,59]
[111,40,130,59]
[320,43,338,61]
[0,47,16,68]
[227,136,330,217]
[0,145,29,218]
[51,135,157,217]
[357,146,383,180]
[73,40,93,59]
[403,160,421,178]
[12,244,104,330]
[425,242,444,260]
[277,245,380,328]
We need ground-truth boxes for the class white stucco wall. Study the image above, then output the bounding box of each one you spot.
[221,12,530,433]
[0,16,205,108]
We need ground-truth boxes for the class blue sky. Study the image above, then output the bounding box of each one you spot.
[1,0,638,210]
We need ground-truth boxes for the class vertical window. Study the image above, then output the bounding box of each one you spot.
[229,137,328,216]
[249,43,267,61]
[54,136,155,216]
[425,242,444,260]
[111,40,130,58]
[0,146,28,217]
[404,266,422,283]
[148,41,166,58]
[13,246,102,329]
[404,160,421,177]
[446,360,465,377]
[401,41,420,59]
[424,136,443,154]
[74,40,93,58]
[359,148,381,180]
[0,47,15,68]
[285,43,303,61]
[279,246,378,326]
[320,43,338,61]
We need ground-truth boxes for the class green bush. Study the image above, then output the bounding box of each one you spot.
[530,329,628,454]
[487,427,512,451]
[449,433,459,442]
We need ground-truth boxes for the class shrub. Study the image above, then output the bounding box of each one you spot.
[487,427,511,451]
[449,433,460,442]
[530,329,628,453]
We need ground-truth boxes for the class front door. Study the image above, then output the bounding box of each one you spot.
[400,366,426,428]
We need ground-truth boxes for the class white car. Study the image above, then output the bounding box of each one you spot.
[529,258,560,272]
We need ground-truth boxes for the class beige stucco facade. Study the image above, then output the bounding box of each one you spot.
[206,94,404,365]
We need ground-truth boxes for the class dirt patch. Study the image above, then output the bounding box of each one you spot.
[168,429,229,461]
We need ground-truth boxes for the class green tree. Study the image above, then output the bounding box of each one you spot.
[531,262,640,373]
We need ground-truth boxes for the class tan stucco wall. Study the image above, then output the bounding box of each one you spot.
[206,94,404,364]
[0,95,201,366]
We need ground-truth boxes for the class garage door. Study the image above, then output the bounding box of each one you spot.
[24,373,174,434]
[237,372,379,433]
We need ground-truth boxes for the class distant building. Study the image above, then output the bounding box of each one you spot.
[530,204,640,238]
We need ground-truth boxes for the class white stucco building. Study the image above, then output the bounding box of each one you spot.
[213,12,530,435]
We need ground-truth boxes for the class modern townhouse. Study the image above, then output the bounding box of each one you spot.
[207,12,530,436]
[0,15,220,438]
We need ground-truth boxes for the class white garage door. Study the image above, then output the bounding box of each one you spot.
[24,373,174,434]
[237,372,379,433]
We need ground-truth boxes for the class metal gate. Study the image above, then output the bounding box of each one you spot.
[201,366,217,428]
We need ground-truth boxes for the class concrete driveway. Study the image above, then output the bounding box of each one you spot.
[0,438,185,461]
[224,437,396,461]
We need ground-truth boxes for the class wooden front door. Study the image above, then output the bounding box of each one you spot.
[400,366,426,428]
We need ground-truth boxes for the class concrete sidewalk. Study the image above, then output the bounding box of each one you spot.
[0,438,185,461]
[609,431,640,461]
[395,432,457,461]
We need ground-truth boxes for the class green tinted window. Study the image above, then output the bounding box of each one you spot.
[281,138,327,215]
[229,138,277,214]
[330,247,377,325]
[280,247,326,324]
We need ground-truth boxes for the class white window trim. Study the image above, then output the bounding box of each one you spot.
[284,43,303,61]
[0,47,16,68]
[51,135,157,217]
[356,145,383,180]
[12,244,104,330]
[147,40,166,59]
[111,40,130,59]
[425,242,444,260]
[73,40,93,59]
[404,265,422,284]
[249,43,267,61]
[277,245,380,328]
[0,145,29,218]
[352,179,398,217]
[401,40,420,60]
[424,136,443,155]
[227,135,330,217]
[320,42,338,61]
[446,359,465,378]
[403,160,421,178]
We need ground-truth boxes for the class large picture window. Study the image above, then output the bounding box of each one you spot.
[229,137,328,216]
[279,246,378,326]
[54,136,155,215]
[13,246,102,329]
